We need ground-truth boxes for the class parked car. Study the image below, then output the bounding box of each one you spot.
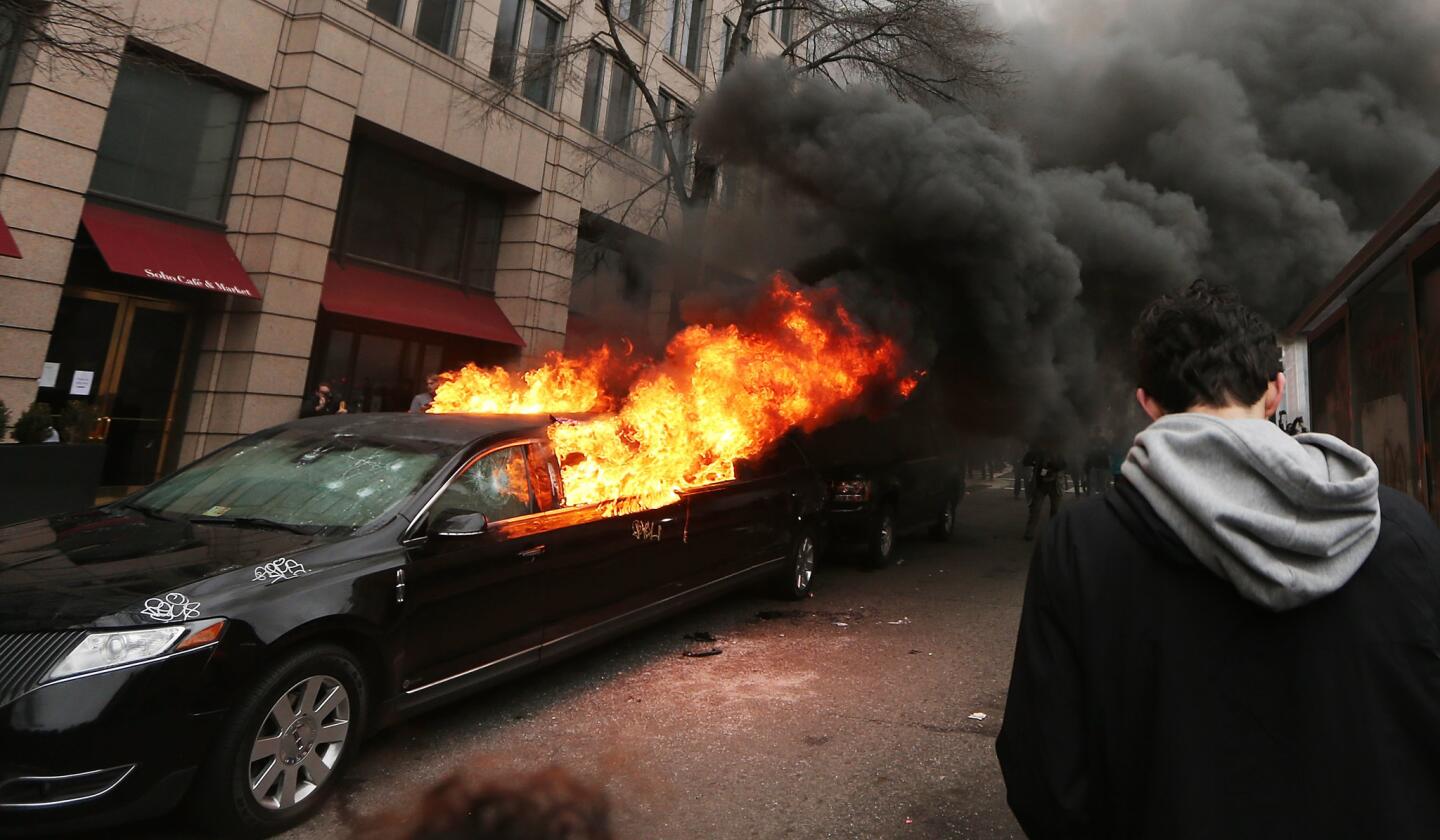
[0,413,826,836]
[802,404,964,568]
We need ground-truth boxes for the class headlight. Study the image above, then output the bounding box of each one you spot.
[45,619,226,682]
[831,479,872,503]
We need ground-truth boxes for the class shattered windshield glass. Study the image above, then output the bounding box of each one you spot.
[130,428,455,533]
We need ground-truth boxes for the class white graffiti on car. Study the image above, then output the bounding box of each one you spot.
[141,592,201,622]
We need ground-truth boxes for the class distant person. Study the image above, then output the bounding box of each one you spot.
[354,765,612,840]
[1084,440,1111,496]
[1021,446,1065,540]
[1012,446,1030,500]
[410,373,441,413]
[301,382,341,418]
[998,280,1440,838]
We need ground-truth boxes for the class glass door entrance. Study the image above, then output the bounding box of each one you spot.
[40,289,193,495]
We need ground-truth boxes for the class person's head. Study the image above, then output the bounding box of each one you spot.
[317,382,332,397]
[426,374,441,393]
[354,765,612,840]
[1133,280,1284,421]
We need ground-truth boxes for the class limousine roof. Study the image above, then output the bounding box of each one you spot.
[285,411,557,446]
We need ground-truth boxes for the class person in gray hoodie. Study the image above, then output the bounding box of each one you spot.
[997,281,1440,839]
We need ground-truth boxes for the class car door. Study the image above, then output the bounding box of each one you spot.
[684,438,810,583]
[896,414,944,531]
[527,439,693,652]
[398,442,556,693]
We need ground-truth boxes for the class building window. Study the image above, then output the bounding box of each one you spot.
[780,8,795,43]
[1349,261,1421,500]
[490,0,524,81]
[522,5,564,109]
[604,66,635,148]
[1308,321,1351,443]
[89,54,247,222]
[337,140,505,292]
[366,0,404,25]
[653,92,691,172]
[309,316,512,414]
[721,17,750,73]
[668,0,704,73]
[579,48,607,133]
[1412,246,1440,515]
[617,0,645,29]
[415,0,462,52]
[0,5,25,108]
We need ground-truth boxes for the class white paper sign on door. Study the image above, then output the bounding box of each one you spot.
[69,370,94,396]
[38,362,59,388]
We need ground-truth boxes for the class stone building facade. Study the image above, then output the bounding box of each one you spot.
[0,0,788,496]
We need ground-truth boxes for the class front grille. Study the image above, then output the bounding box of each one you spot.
[0,631,86,707]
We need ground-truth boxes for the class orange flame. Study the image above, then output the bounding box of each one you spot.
[429,347,620,415]
[432,276,902,514]
[898,370,926,397]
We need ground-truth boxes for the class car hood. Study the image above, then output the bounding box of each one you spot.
[0,508,324,632]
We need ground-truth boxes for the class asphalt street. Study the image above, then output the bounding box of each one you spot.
[118,478,1040,839]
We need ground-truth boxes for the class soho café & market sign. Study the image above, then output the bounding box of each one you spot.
[142,268,257,298]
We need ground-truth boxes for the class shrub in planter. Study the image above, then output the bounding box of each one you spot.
[59,400,100,443]
[0,399,8,442]
[11,402,54,444]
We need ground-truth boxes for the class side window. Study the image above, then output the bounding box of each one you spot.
[526,442,564,511]
[434,446,533,522]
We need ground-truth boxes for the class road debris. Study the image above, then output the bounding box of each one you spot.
[968,712,988,721]
[833,622,849,627]
[887,617,911,625]
[683,647,723,658]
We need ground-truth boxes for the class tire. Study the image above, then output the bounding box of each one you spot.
[862,506,897,569]
[775,528,820,599]
[930,488,960,541]
[190,644,367,838]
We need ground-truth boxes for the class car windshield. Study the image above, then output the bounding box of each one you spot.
[129,427,456,533]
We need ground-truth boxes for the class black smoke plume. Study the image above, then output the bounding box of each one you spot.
[693,0,1438,440]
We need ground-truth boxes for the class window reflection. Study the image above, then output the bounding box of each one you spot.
[90,54,247,220]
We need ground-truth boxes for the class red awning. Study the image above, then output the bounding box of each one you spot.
[0,212,21,258]
[322,257,525,346]
[80,202,260,298]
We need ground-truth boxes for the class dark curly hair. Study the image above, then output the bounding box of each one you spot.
[1133,280,1282,414]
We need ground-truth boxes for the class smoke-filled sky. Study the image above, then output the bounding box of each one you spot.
[693,0,1439,440]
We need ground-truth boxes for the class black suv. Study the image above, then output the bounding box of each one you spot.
[0,413,825,836]
[803,404,964,567]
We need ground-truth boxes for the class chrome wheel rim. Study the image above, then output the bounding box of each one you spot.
[878,515,895,557]
[794,536,816,592]
[248,675,350,811]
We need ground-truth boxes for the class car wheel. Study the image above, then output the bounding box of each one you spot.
[930,489,960,541]
[776,529,819,599]
[863,506,897,569]
[191,644,366,838]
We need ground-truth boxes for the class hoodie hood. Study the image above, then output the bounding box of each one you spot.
[1122,413,1380,611]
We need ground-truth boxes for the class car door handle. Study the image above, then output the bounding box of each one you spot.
[517,545,546,559]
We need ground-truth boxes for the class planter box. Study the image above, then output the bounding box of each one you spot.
[0,443,108,526]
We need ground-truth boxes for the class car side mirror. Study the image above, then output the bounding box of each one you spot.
[428,511,488,538]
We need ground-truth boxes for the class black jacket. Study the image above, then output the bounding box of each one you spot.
[1023,450,1066,487]
[997,478,1440,839]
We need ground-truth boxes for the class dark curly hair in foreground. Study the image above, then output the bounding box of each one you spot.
[353,766,613,840]
[1134,280,1282,414]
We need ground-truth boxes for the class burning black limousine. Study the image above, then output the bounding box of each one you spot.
[0,413,825,836]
